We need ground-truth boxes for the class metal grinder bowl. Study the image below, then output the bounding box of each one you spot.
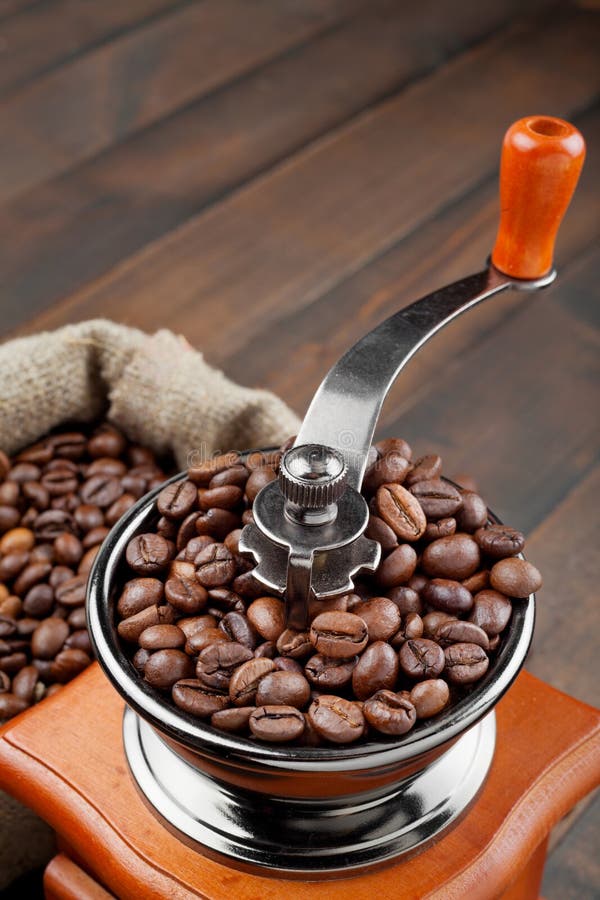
[87,458,535,878]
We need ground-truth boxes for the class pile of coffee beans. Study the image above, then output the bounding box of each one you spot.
[0,423,168,720]
[116,438,542,745]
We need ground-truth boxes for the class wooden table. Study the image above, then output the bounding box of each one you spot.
[0,1,598,895]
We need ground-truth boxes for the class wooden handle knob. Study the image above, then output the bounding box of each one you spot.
[491,116,585,280]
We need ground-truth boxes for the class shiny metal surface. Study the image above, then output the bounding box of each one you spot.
[124,707,496,877]
[241,263,555,610]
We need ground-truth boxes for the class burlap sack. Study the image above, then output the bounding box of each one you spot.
[0,319,300,889]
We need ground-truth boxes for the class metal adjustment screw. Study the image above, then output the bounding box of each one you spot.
[279,444,347,523]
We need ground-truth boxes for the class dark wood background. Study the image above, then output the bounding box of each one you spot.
[0,0,598,896]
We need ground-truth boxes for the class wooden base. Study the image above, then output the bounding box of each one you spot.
[0,664,598,899]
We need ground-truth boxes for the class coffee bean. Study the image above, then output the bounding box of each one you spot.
[375,438,412,462]
[165,569,207,614]
[421,533,480,580]
[462,570,489,594]
[55,574,87,608]
[0,694,28,718]
[145,649,194,690]
[405,454,442,486]
[386,586,423,616]
[0,528,35,554]
[196,509,239,540]
[229,658,275,706]
[186,627,230,655]
[126,534,172,574]
[304,654,357,690]
[8,462,41,483]
[41,468,79,497]
[117,604,175,642]
[255,670,311,708]
[391,612,423,647]
[363,691,416,735]
[423,578,473,614]
[64,629,93,654]
[410,479,463,520]
[105,494,136,526]
[490,558,542,598]
[139,624,185,651]
[352,598,401,643]
[117,578,164,618]
[424,517,457,542]
[53,533,84,566]
[310,611,368,658]
[376,483,426,541]
[195,543,235,587]
[198,485,243,512]
[0,552,29,581]
[475,525,525,560]
[34,509,77,541]
[249,705,305,743]
[11,665,39,702]
[245,466,277,504]
[421,611,457,639]
[188,453,241,486]
[211,706,255,733]
[444,643,489,684]
[87,425,126,459]
[276,628,312,659]
[196,642,253,691]
[219,611,259,649]
[410,679,449,718]
[352,641,398,700]
[365,515,398,553]
[399,638,444,679]
[273,657,302,673]
[469,590,512,636]
[376,543,417,588]
[50,648,91,683]
[455,492,488,532]
[13,562,52,596]
[157,481,197,519]
[0,653,28,674]
[80,475,123,508]
[308,695,364,744]
[23,584,54,617]
[210,466,249,489]
[0,671,10,692]
[247,597,286,642]
[436,620,490,650]
[31,617,69,659]
[363,451,410,492]
[0,616,17,638]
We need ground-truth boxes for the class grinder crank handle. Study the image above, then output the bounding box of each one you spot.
[295,115,585,490]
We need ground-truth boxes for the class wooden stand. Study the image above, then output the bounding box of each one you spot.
[0,664,598,899]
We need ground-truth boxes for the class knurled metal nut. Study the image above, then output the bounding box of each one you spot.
[279,467,347,508]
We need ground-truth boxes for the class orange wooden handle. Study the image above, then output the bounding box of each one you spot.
[491,116,585,280]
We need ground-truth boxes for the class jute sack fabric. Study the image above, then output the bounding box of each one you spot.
[0,318,300,888]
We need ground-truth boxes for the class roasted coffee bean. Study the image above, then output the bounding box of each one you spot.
[188,453,241,486]
[195,543,235,587]
[255,671,311,708]
[474,524,525,560]
[50,648,91,683]
[308,695,364,744]
[55,574,87,608]
[172,679,230,717]
[211,706,255,733]
[117,604,175,642]
[53,532,83,566]
[195,508,239,540]
[48,432,87,460]
[232,570,265,600]
[310,612,368,658]
[86,457,127,478]
[376,483,426,541]
[219,611,258,649]
[87,425,126,459]
[365,514,398,553]
[247,597,285,642]
[13,562,52,596]
[421,533,480,580]
[391,612,424,647]
[22,481,50,509]
[386,586,423,616]
[0,694,28,718]
[145,649,194,690]
[376,543,417,588]
[423,578,473,614]
[134,649,153,670]
[410,679,449,718]
[196,642,253,691]
[444,643,489,684]
[363,451,410,492]
[245,466,277,504]
[31,544,55,565]
[375,438,412,462]
[436,620,489,649]
[67,607,87,629]
[186,626,230,655]
[23,584,54,617]
[421,611,457,639]
[249,705,305,743]
[424,517,457,542]
[74,503,104,531]
[165,569,207,614]
[126,534,172,574]
[64,629,93,654]
[304,654,357,690]
[183,535,215,560]
[276,628,312,660]
[41,468,79,496]
[410,479,463,520]
[352,641,398,701]
[79,475,123,508]
[210,466,249,489]
[229,658,275,706]
[157,480,198,519]
[105,494,137,526]
[0,552,29,581]
[207,588,245,614]
[405,454,442,486]
[274,657,303,674]
[363,691,416,735]
[455,492,488,532]
[198,485,243,512]
[0,506,20,532]
[490,558,542,598]
[462,570,490,594]
[308,594,349,619]
[139,625,186,651]
[399,638,444,679]
[0,653,28,674]
[469,590,512,636]
[176,512,201,550]
[8,462,41,483]
[0,596,22,619]
[0,528,35,554]
[352,597,401,643]
[34,509,77,540]
[31,617,69,659]
[0,481,19,505]
[0,617,17,638]
[117,578,164,618]
[0,671,10,692]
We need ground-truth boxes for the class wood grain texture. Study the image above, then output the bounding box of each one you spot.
[0,0,365,205]
[0,665,597,900]
[0,0,545,332]
[11,6,598,348]
[0,0,181,97]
